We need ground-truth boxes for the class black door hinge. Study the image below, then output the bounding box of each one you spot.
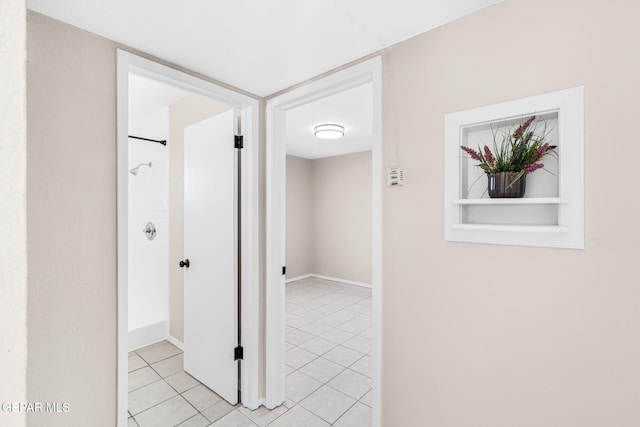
[234,135,244,149]
[282,266,286,275]
[234,345,244,361]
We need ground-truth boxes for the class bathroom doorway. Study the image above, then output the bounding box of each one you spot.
[116,51,261,427]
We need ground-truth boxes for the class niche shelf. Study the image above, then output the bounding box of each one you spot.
[453,197,568,206]
[444,87,584,249]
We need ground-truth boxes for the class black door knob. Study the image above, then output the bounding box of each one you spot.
[179,259,190,268]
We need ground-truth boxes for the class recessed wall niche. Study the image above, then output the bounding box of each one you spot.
[444,87,584,249]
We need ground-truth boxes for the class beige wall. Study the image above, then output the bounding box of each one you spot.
[381,0,640,425]
[0,0,27,426]
[169,95,231,342]
[285,151,372,284]
[285,155,313,278]
[312,151,372,283]
[26,12,117,426]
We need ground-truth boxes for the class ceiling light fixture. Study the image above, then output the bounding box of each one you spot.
[314,124,344,140]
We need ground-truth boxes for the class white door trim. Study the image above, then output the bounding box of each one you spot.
[116,50,261,427]
[265,56,383,427]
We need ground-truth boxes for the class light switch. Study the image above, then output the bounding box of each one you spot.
[387,166,405,187]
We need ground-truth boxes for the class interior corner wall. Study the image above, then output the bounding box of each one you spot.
[169,95,231,343]
[312,151,372,284]
[0,0,28,425]
[285,155,313,278]
[285,151,372,284]
[381,0,640,425]
[26,11,117,426]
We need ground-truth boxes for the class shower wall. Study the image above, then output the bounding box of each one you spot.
[128,108,170,350]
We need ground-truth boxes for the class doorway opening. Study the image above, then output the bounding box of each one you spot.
[265,57,382,426]
[116,51,260,427]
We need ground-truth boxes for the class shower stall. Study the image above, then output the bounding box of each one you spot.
[127,131,170,350]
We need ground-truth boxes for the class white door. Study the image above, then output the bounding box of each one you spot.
[183,109,239,405]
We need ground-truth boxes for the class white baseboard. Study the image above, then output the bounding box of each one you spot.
[285,273,313,283]
[287,273,372,289]
[167,335,184,351]
[128,320,168,351]
[311,274,372,288]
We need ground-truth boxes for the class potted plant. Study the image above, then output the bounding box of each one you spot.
[460,115,557,198]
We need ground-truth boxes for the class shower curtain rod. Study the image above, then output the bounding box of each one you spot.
[128,135,167,146]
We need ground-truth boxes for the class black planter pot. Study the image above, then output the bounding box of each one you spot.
[487,171,526,198]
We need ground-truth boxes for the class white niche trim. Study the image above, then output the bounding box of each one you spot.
[444,86,584,249]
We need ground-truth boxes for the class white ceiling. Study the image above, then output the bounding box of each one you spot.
[286,83,372,159]
[27,0,503,97]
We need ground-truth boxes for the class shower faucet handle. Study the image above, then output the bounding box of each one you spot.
[179,259,190,269]
[143,222,156,241]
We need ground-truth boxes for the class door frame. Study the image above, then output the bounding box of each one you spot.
[265,56,383,426]
[116,50,261,427]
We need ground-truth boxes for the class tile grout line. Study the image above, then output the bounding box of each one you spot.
[330,398,362,426]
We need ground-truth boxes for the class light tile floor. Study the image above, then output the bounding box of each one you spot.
[128,277,372,426]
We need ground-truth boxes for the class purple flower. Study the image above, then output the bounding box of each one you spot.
[512,140,527,162]
[533,144,558,161]
[460,145,482,162]
[483,146,495,168]
[513,116,536,140]
[533,145,547,160]
[524,163,544,174]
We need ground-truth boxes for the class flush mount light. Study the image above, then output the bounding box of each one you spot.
[314,124,344,139]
